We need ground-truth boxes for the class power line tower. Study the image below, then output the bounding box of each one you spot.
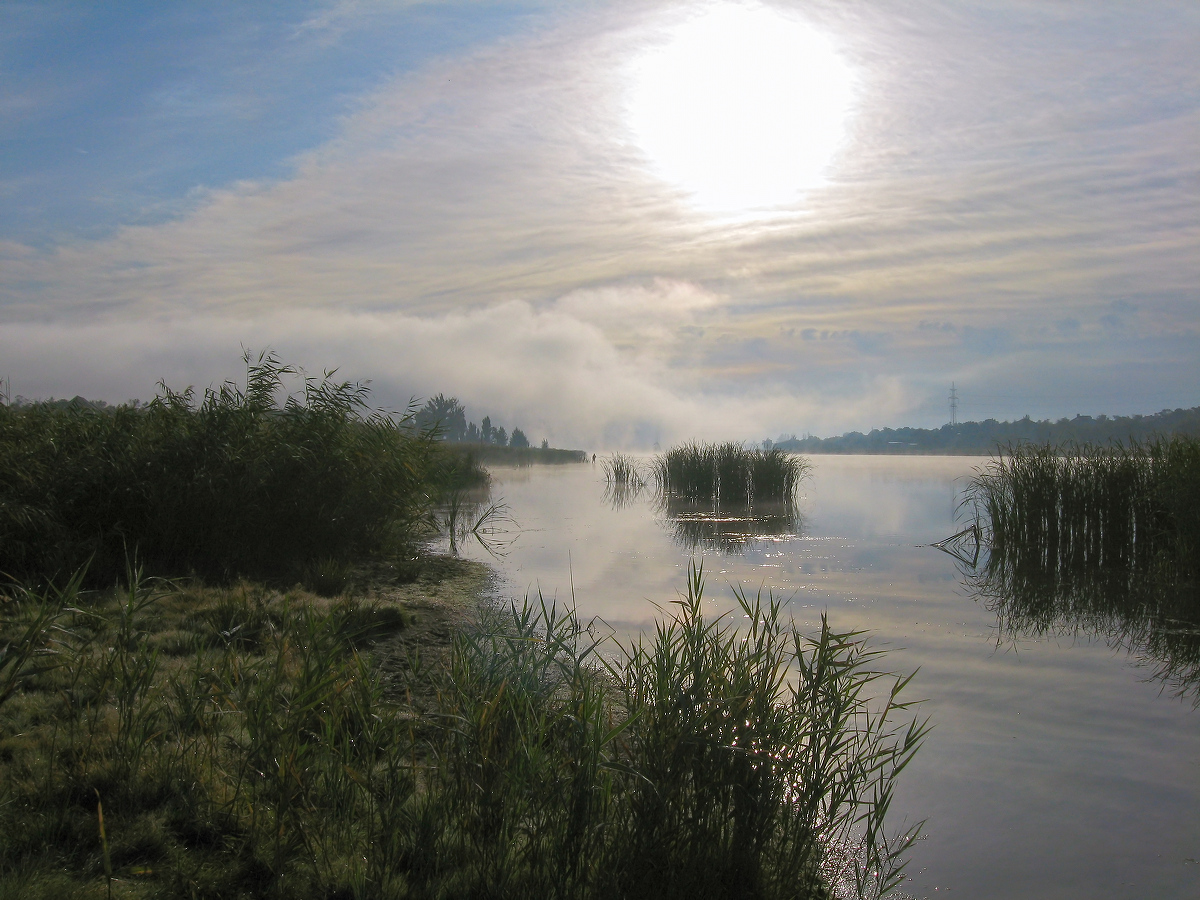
[949,382,959,426]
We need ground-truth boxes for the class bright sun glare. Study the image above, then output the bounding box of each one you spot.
[625,2,856,215]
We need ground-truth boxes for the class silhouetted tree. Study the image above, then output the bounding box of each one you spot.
[510,427,530,448]
[415,394,467,441]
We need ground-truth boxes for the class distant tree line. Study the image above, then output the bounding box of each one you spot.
[414,393,538,449]
[768,406,1200,455]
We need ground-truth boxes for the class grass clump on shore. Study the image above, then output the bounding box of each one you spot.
[0,352,484,586]
[966,436,1200,578]
[0,564,925,899]
[654,442,810,504]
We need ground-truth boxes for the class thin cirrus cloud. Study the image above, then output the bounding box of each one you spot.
[0,0,1197,445]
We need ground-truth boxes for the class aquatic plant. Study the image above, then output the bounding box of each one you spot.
[961,437,1200,704]
[654,442,811,504]
[965,437,1200,577]
[439,487,517,558]
[603,452,646,488]
[0,564,924,899]
[0,351,485,585]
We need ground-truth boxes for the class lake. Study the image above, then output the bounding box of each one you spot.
[443,455,1200,899]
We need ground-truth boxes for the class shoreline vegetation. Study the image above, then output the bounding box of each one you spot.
[967,437,1200,579]
[1,355,924,899]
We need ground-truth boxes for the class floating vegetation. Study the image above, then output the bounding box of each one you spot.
[0,563,926,899]
[965,437,1200,577]
[653,442,811,504]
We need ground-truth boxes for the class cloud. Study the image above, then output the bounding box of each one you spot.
[1,0,1197,434]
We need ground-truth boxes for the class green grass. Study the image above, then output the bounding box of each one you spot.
[0,564,925,900]
[654,442,811,504]
[0,352,485,586]
[966,436,1200,578]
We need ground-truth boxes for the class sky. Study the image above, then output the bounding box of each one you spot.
[1,0,1197,448]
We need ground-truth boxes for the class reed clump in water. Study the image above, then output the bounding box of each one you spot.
[966,436,1200,578]
[0,563,924,900]
[603,452,646,488]
[0,351,484,585]
[653,442,810,504]
[961,436,1200,704]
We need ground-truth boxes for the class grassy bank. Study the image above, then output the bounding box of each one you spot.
[0,563,924,900]
[966,436,1200,578]
[0,353,484,586]
[654,442,810,504]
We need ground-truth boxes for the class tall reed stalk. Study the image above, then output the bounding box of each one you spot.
[603,452,645,488]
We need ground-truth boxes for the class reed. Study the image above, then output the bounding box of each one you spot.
[0,351,485,585]
[603,452,645,488]
[961,437,1200,704]
[0,563,924,899]
[966,437,1200,577]
[653,442,810,504]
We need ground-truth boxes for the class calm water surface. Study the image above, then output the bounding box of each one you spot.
[448,456,1200,899]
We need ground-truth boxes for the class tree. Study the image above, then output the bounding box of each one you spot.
[415,394,467,441]
[481,416,492,444]
[510,427,530,448]
[495,426,508,447]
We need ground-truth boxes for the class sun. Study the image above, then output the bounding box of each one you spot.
[625,2,856,215]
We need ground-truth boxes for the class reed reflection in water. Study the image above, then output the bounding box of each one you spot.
[963,547,1200,706]
[657,496,804,555]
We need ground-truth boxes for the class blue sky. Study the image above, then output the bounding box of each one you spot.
[1,1,1197,447]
